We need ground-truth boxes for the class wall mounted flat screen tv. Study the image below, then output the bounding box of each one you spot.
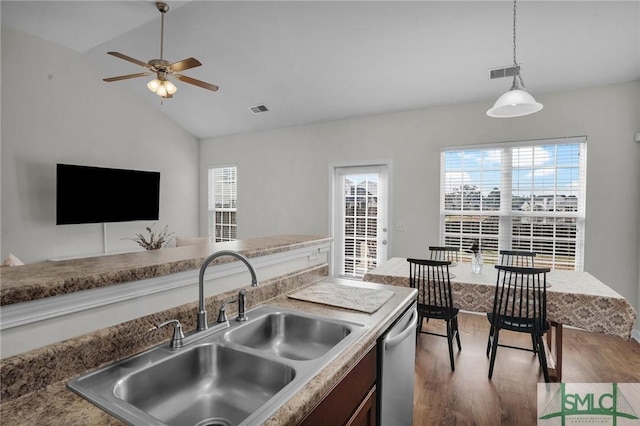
[56,163,160,225]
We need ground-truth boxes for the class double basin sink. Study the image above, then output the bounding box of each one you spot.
[67,305,367,426]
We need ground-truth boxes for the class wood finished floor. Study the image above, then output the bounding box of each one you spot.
[413,312,640,426]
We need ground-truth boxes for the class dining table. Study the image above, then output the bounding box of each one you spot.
[363,257,638,382]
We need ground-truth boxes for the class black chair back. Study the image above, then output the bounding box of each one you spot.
[499,250,536,267]
[409,258,461,371]
[408,258,454,318]
[428,246,460,263]
[490,265,550,334]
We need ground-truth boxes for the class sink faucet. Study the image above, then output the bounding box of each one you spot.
[197,250,258,331]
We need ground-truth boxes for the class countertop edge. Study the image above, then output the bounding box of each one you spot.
[1,235,331,306]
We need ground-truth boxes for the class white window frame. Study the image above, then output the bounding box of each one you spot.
[208,166,237,242]
[440,137,587,271]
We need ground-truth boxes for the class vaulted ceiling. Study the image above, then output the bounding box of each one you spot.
[3,1,639,139]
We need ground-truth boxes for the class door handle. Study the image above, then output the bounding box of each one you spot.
[384,308,418,349]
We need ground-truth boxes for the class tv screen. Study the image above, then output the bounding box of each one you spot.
[56,163,160,225]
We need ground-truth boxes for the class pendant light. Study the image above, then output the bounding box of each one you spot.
[487,0,542,118]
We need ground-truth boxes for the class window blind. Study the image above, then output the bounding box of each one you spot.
[343,173,380,277]
[440,137,586,270]
[208,166,237,242]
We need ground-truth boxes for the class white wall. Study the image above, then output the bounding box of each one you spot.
[200,81,640,323]
[1,26,200,263]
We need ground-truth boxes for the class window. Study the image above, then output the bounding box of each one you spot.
[208,166,237,242]
[440,138,586,270]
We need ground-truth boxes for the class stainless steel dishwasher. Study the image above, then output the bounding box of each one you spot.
[378,302,418,426]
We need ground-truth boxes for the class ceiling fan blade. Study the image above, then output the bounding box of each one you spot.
[169,57,202,72]
[107,52,151,69]
[103,72,150,82]
[175,74,219,92]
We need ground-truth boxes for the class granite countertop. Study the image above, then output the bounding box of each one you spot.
[0,278,417,426]
[1,234,331,306]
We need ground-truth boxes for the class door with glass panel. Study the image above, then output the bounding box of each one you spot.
[333,165,388,278]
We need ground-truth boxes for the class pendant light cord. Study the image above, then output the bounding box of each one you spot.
[512,0,517,69]
[511,0,528,91]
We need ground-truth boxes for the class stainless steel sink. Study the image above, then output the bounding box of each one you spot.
[114,344,295,426]
[67,304,367,426]
[225,312,353,360]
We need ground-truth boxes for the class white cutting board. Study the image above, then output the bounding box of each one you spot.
[288,282,395,313]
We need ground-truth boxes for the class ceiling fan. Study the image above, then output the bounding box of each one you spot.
[103,1,218,98]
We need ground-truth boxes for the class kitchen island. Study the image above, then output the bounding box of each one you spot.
[0,278,417,425]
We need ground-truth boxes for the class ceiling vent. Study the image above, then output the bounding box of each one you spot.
[489,65,518,79]
[249,105,269,114]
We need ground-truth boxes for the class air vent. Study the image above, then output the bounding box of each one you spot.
[249,105,269,114]
[489,65,518,79]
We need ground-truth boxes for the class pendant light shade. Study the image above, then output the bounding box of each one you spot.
[487,0,542,118]
[487,89,542,118]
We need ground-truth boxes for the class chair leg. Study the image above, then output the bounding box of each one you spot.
[446,320,455,371]
[535,334,550,383]
[453,316,462,351]
[531,334,538,354]
[488,328,500,379]
[416,314,423,342]
[486,325,495,357]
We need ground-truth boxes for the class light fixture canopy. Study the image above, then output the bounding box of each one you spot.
[487,0,542,118]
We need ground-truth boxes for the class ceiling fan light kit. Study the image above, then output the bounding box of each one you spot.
[487,0,542,118]
[102,2,218,99]
[147,78,177,97]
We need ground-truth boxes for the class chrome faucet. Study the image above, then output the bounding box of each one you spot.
[197,250,258,331]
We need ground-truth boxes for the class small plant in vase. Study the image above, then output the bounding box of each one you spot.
[125,223,174,250]
[467,239,483,273]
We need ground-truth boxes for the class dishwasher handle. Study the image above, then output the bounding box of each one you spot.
[384,308,418,350]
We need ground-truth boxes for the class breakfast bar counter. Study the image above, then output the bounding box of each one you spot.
[1,234,331,306]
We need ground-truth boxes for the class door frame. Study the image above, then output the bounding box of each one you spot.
[329,160,393,278]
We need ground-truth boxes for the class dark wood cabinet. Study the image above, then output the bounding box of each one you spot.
[299,344,377,426]
[346,386,376,426]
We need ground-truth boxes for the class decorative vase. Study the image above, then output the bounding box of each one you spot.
[471,251,483,273]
